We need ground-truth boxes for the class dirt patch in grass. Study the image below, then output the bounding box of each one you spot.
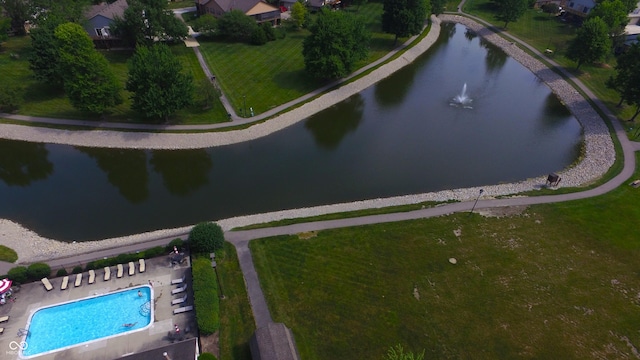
[200,331,220,357]
[477,205,529,217]
[298,231,318,239]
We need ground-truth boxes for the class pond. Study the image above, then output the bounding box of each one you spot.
[0,24,582,241]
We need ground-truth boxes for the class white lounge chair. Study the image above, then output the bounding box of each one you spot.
[171,284,187,295]
[116,264,123,278]
[171,275,185,285]
[88,270,96,284]
[172,294,187,305]
[74,273,82,287]
[0,315,8,323]
[173,305,193,314]
[139,258,146,273]
[0,327,3,335]
[60,276,69,290]
[128,262,135,276]
[41,278,53,291]
[104,267,111,281]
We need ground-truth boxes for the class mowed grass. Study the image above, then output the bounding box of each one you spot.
[0,36,227,123]
[249,156,640,359]
[463,0,640,129]
[218,242,256,360]
[199,2,405,116]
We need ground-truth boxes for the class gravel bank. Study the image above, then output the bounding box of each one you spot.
[0,16,615,264]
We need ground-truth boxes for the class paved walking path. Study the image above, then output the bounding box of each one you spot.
[1,13,640,331]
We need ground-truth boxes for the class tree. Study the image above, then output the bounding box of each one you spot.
[54,22,122,114]
[303,8,370,79]
[28,14,66,86]
[382,0,429,45]
[216,9,258,43]
[495,0,528,28]
[606,43,640,107]
[111,0,188,47]
[431,0,446,15]
[567,16,611,69]
[541,2,560,15]
[126,44,193,120]
[607,43,640,120]
[0,14,10,44]
[290,1,307,28]
[1,0,31,35]
[191,14,217,38]
[188,222,225,254]
[588,0,628,35]
[384,344,425,360]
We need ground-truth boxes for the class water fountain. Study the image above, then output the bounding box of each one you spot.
[451,83,472,108]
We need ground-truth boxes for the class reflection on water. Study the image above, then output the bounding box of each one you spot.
[305,95,364,149]
[0,23,582,241]
[78,148,149,203]
[150,150,213,196]
[0,141,53,187]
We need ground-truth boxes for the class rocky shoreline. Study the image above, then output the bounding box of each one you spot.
[0,15,615,264]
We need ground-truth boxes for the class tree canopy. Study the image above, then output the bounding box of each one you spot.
[382,0,429,44]
[567,16,611,69]
[28,14,66,86]
[216,9,258,42]
[494,0,528,28]
[588,0,629,35]
[1,0,31,35]
[290,1,307,28]
[302,8,370,79]
[54,22,122,114]
[188,222,225,254]
[126,44,193,120]
[607,43,640,120]
[111,0,188,47]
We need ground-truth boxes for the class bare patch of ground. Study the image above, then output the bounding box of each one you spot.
[476,206,529,218]
[298,231,318,239]
[200,331,220,357]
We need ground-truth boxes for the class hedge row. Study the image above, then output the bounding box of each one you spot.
[4,238,186,284]
[6,262,51,284]
[84,239,186,271]
[192,257,220,335]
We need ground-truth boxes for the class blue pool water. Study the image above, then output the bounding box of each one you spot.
[21,285,153,357]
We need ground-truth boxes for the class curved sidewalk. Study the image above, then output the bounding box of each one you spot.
[1,14,639,330]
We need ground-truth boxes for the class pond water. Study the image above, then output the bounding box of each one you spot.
[0,24,582,241]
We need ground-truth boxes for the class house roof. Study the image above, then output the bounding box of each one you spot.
[85,0,128,21]
[214,0,272,13]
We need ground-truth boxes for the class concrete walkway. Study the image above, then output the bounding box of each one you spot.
[1,13,640,332]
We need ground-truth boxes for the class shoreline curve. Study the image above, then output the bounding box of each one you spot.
[0,15,615,264]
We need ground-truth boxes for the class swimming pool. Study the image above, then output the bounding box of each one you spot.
[21,285,153,358]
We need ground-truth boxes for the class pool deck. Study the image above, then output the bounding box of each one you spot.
[0,256,195,360]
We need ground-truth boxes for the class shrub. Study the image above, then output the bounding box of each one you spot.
[166,238,185,253]
[85,262,96,271]
[72,266,83,274]
[0,85,23,113]
[198,353,218,360]
[251,26,268,45]
[56,268,68,277]
[143,246,165,258]
[261,22,276,41]
[189,222,225,254]
[7,266,28,284]
[192,257,219,334]
[26,263,51,280]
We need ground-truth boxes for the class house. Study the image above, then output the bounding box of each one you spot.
[83,0,128,40]
[196,0,281,25]
[564,0,595,18]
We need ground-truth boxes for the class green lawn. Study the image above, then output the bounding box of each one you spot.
[249,157,640,360]
[0,36,227,124]
[218,242,256,360]
[198,2,406,117]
